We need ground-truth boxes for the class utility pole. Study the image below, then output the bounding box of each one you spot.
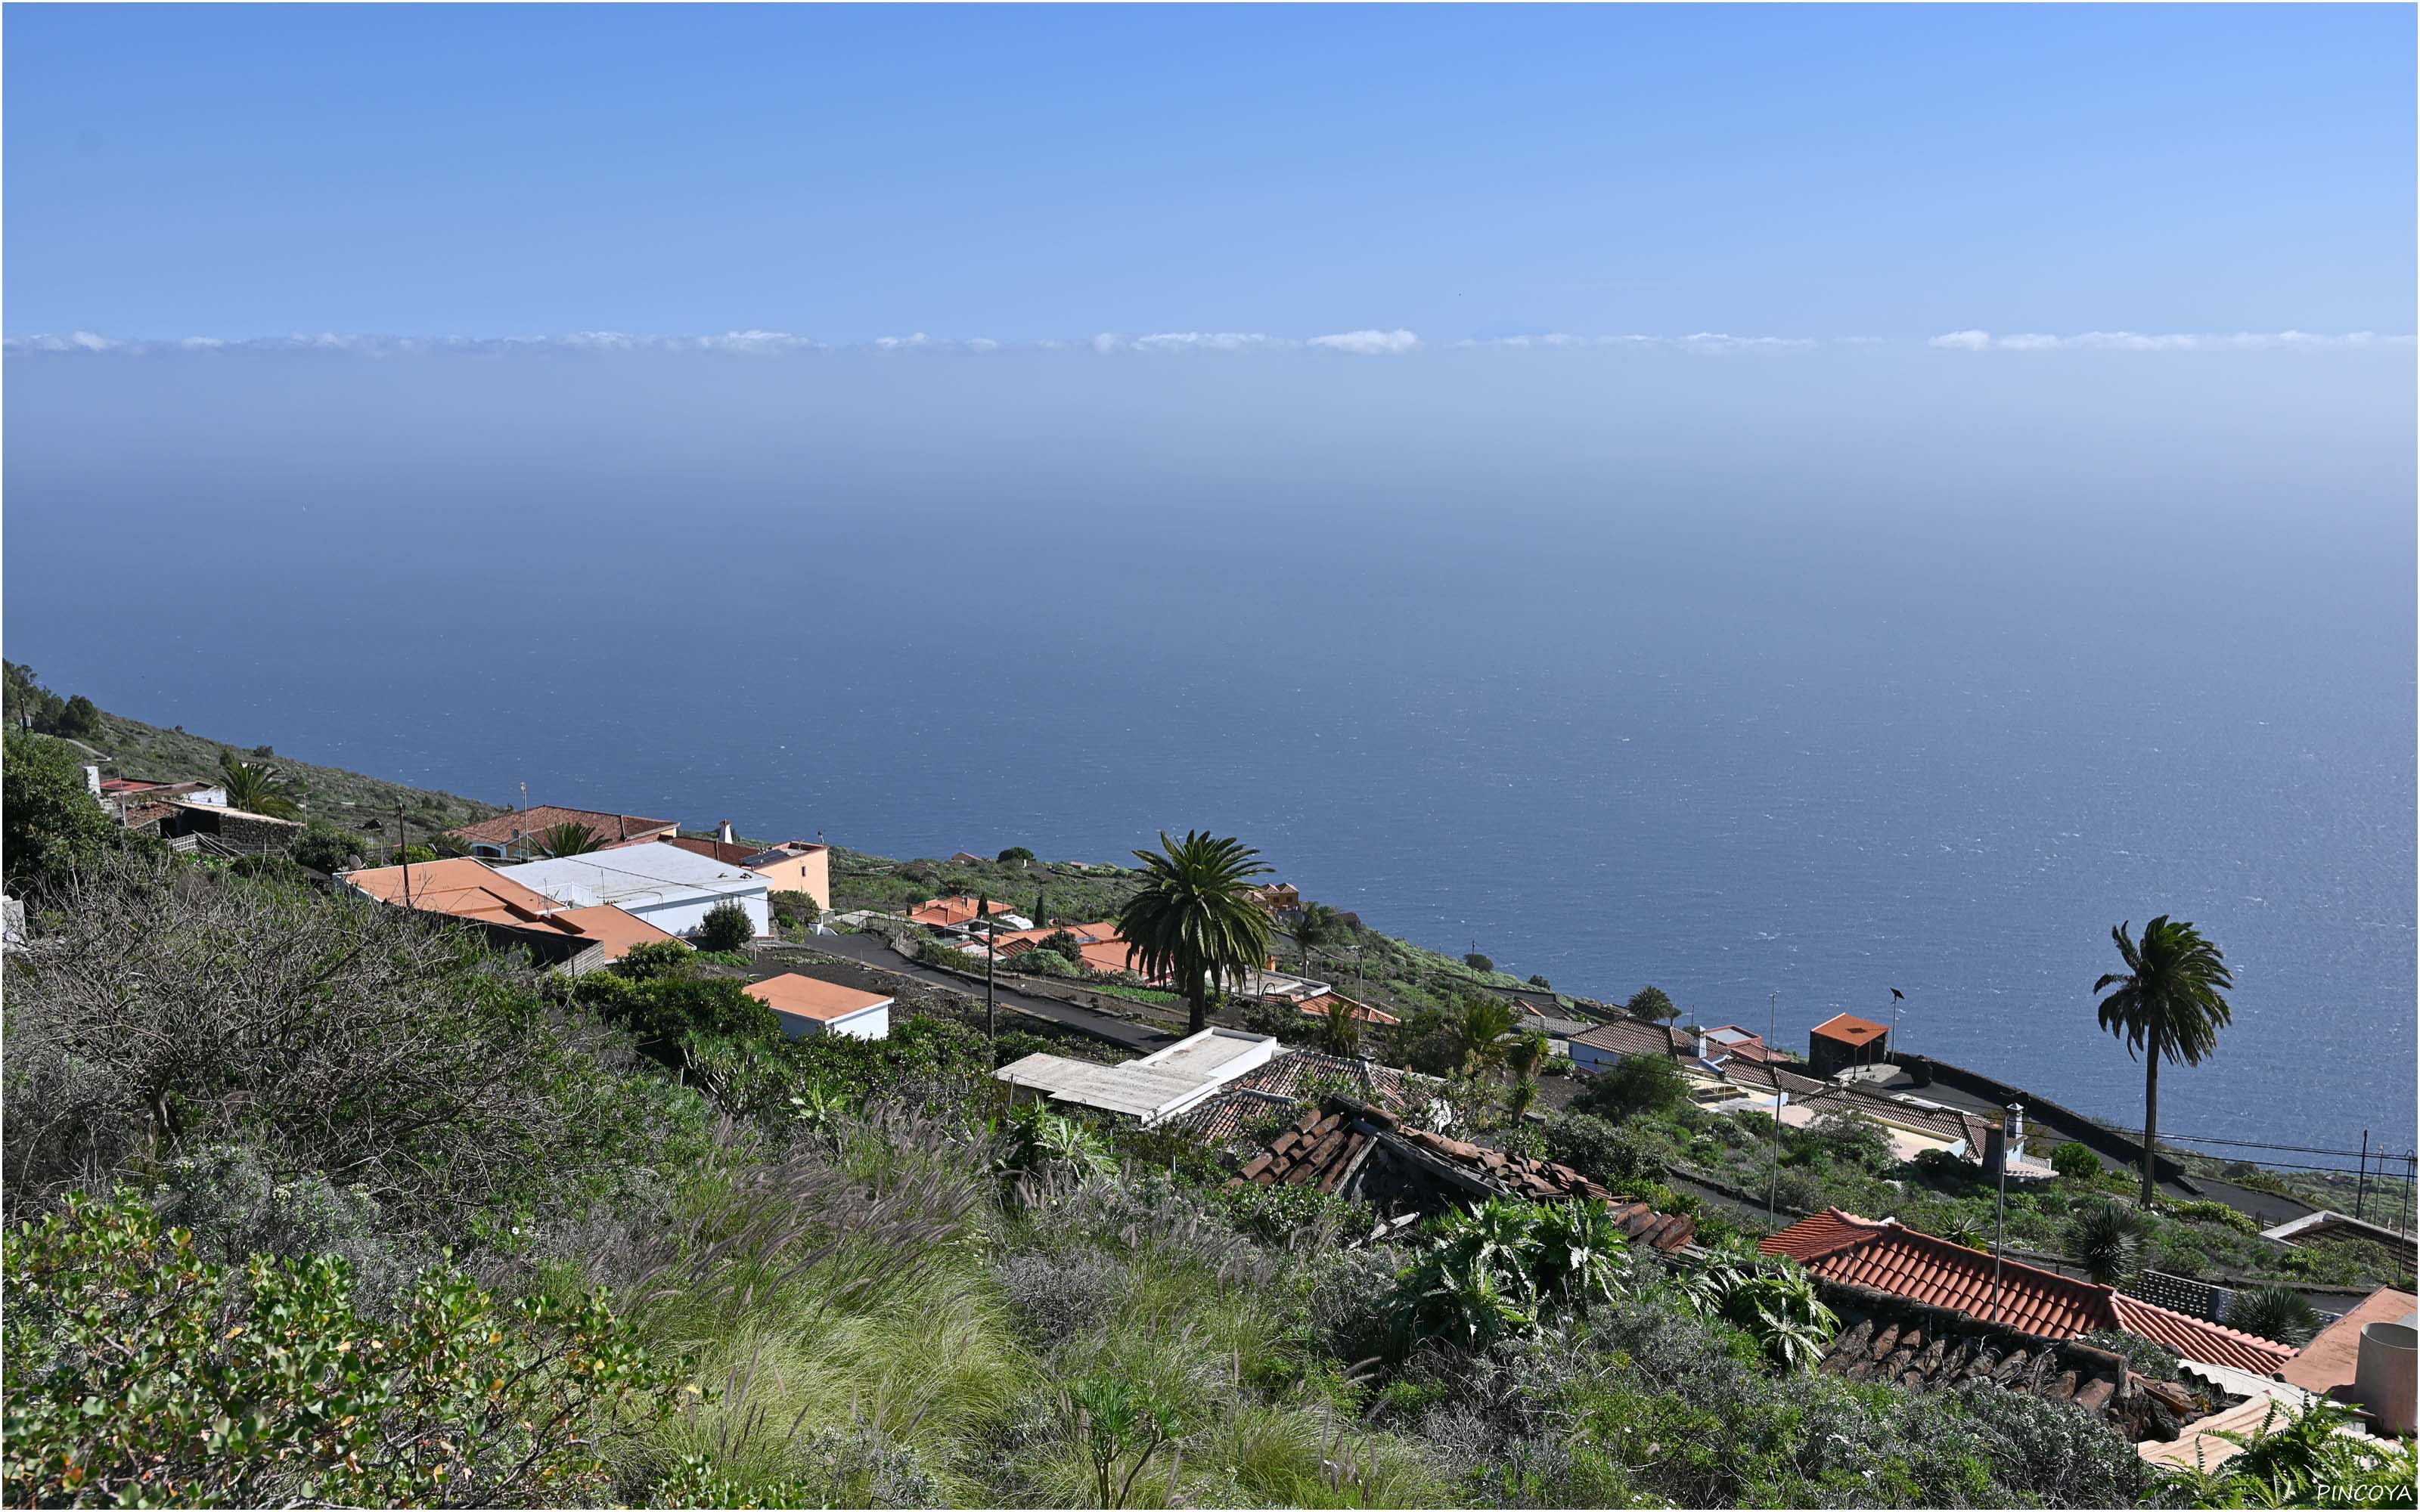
[2356,1130,2369,1221]
[1767,990,1783,1222]
[397,801,411,908]
[979,891,997,1044]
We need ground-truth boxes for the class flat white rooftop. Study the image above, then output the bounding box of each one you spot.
[499,841,767,909]
[1133,1027,1280,1082]
[995,1053,1216,1122]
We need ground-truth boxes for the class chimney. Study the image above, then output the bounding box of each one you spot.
[82,765,101,800]
[717,819,736,845]
[1696,1030,1710,1061]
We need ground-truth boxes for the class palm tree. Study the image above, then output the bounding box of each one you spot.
[1317,995,1361,1058]
[1293,900,1345,978]
[216,753,301,820]
[1445,995,1521,1077]
[2094,916,2235,1207]
[532,820,604,857]
[1115,830,1274,1036]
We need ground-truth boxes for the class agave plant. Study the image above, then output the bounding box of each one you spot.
[2065,1199,2149,1286]
[2225,1284,2322,1348]
[1531,1198,1631,1309]
[994,1098,1115,1204]
[2161,1397,2420,1509]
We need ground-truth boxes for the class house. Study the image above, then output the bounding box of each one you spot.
[342,856,680,965]
[1807,1012,1892,1077]
[2278,1286,2418,1436]
[1700,1024,1773,1064]
[1224,1095,1699,1252]
[499,841,771,939]
[1295,991,1398,1027]
[1762,1209,2302,1375]
[2260,1210,2420,1272]
[909,894,1016,929]
[442,806,677,861]
[967,919,1145,976]
[144,800,303,856]
[994,1028,1280,1126]
[745,972,892,1040]
[663,832,833,912]
[97,776,228,814]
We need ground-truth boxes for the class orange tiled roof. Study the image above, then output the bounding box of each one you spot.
[1810,1012,1889,1046]
[1764,1210,2301,1374]
[544,905,678,959]
[745,971,892,1023]
[908,895,1016,928]
[344,857,567,923]
[444,806,676,850]
[1297,993,1399,1026]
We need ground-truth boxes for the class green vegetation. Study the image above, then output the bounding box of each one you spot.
[2093,916,2234,1207]
[1627,984,1680,1023]
[3,730,135,894]
[2158,1398,2416,1508]
[770,888,821,933]
[2223,1284,2322,1347]
[1115,830,1276,1036]
[697,899,755,952]
[216,751,302,819]
[2,819,2193,1508]
[533,818,606,855]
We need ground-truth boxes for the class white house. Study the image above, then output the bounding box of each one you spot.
[994,1028,1280,1126]
[498,841,771,940]
[745,972,892,1040]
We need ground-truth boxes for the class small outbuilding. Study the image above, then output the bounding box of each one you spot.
[745,973,893,1040]
[1808,1012,1892,1078]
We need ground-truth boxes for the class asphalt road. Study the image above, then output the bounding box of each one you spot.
[793,932,1179,1052]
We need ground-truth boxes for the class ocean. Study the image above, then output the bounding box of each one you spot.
[6,343,2412,1155]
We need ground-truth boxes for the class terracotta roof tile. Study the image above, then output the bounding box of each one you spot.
[1810,1012,1890,1046]
[1764,1209,2301,1374]
[445,807,676,850]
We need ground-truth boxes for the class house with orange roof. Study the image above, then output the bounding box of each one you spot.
[1296,991,1398,1027]
[1763,1207,2303,1376]
[342,857,679,965]
[1807,1012,1893,1077]
[745,972,892,1040]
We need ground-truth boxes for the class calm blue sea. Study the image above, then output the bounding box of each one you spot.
[6,347,2412,1156]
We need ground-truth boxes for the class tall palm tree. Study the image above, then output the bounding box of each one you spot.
[1116,830,1274,1036]
[216,753,301,820]
[533,820,604,857]
[2094,916,2234,1207]
[1293,900,1345,978]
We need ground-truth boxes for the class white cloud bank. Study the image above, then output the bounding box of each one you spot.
[5,327,2407,358]
[1928,329,2412,352]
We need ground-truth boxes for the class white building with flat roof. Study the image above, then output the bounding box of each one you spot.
[499,841,771,940]
[995,1028,1280,1126]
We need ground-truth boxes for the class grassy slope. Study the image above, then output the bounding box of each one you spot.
[76,708,503,837]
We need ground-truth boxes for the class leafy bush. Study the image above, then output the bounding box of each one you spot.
[1209,1183,1369,1248]
[2050,1141,2102,1181]
[2,1190,686,1507]
[1675,1247,1838,1372]
[1385,1198,1633,1357]
[2160,1398,2418,1508]
[997,846,1037,864]
[1462,953,1494,973]
[1572,1052,1689,1121]
[2168,1198,2262,1235]
[1809,1111,1896,1173]
[1542,1112,1670,1191]
[613,937,696,981]
[697,900,755,952]
[3,730,123,894]
[771,888,821,931]
[1010,946,1081,978]
[290,819,366,875]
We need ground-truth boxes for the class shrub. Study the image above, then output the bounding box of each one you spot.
[2050,1141,2102,1182]
[1211,1182,1370,1248]
[2,1189,686,1507]
[771,889,821,931]
[3,730,122,894]
[1010,947,1081,979]
[2169,1198,2262,1235]
[997,846,1037,864]
[1573,1052,1689,1122]
[1542,1112,1669,1191]
[1527,974,1552,990]
[1809,1110,1896,1173]
[697,900,755,952]
[1463,953,1494,974]
[290,820,366,875]
[613,937,696,982]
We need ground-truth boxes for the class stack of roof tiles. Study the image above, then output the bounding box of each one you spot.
[1764,1209,2301,1376]
[1227,1100,1698,1253]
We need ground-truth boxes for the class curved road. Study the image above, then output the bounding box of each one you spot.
[790,933,1180,1053]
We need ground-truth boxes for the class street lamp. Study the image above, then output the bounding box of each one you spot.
[1992,1100,2022,1328]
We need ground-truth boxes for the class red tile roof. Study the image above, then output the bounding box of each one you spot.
[1296,992,1399,1026]
[746,972,892,1024]
[1810,1012,1889,1046]
[1763,1210,2301,1374]
[908,895,1016,928]
[443,806,676,851]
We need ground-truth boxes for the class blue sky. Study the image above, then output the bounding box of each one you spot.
[5,4,2412,342]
